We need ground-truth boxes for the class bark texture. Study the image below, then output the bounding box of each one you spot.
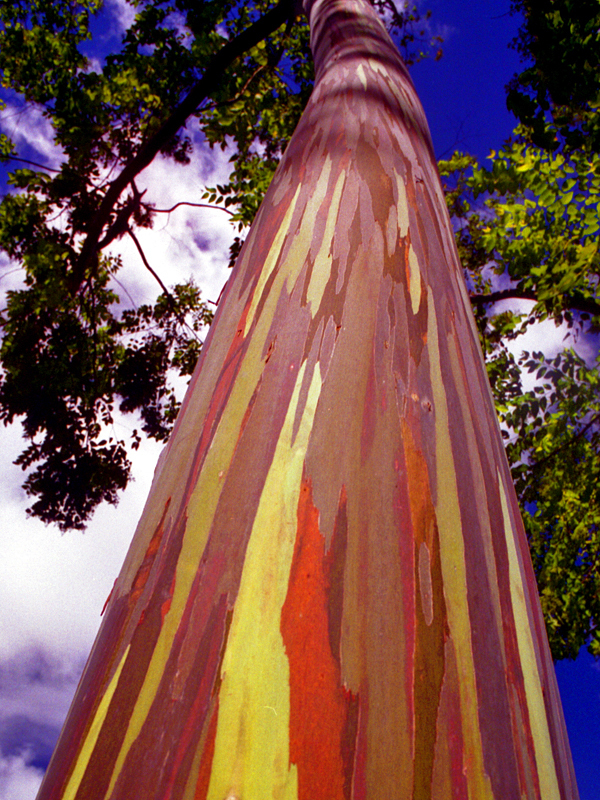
[37,0,579,797]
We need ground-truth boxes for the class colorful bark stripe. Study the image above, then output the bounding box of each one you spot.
[37,0,579,798]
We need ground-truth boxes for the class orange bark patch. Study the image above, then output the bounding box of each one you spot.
[130,497,172,608]
[160,573,176,623]
[281,477,355,800]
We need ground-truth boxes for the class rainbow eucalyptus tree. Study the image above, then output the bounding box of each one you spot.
[37,0,578,797]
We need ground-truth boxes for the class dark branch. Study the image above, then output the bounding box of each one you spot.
[126,227,171,298]
[469,288,600,318]
[152,201,235,216]
[70,0,295,293]
[98,184,146,250]
[1,155,61,173]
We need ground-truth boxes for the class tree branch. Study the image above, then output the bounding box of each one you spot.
[469,288,600,318]
[70,0,296,293]
[151,201,235,216]
[202,65,267,112]
[98,183,146,250]
[2,155,61,173]
[126,226,171,298]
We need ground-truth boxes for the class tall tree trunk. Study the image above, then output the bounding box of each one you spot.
[37,0,578,798]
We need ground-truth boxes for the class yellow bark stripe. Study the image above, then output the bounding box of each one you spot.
[207,362,322,800]
[498,473,561,800]
[102,381,258,798]
[407,245,421,315]
[395,168,409,238]
[61,645,130,800]
[243,183,302,337]
[306,169,346,311]
[427,288,493,800]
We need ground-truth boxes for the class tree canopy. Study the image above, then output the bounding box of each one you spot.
[507,0,600,152]
[0,0,598,660]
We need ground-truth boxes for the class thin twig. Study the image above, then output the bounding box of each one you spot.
[126,227,172,297]
[1,155,61,173]
[110,274,138,309]
[126,227,202,343]
[202,65,267,112]
[0,266,25,283]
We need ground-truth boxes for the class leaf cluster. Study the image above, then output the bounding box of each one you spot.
[0,256,212,529]
[371,1,443,66]
[508,0,600,152]
[441,135,600,331]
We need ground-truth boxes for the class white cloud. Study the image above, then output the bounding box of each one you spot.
[0,420,163,664]
[0,417,165,796]
[0,251,25,295]
[0,651,79,799]
[86,55,104,74]
[106,135,235,309]
[0,650,82,732]
[0,752,44,800]
[105,0,136,34]
[0,102,65,170]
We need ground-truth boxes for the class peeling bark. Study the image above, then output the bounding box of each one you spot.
[37,0,579,798]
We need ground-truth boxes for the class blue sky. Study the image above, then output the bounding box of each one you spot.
[0,1,598,798]
[413,8,600,361]
[411,0,522,162]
